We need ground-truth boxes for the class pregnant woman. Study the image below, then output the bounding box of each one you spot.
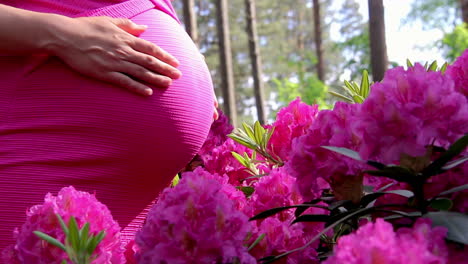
[0,0,215,252]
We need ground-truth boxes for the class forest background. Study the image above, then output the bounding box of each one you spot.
[172,0,468,126]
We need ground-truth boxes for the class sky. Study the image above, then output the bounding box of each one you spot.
[330,0,447,66]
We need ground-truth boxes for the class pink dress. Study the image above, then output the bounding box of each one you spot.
[0,0,214,252]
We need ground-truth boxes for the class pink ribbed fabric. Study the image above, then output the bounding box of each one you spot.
[0,0,214,254]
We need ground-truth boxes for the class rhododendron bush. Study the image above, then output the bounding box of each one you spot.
[3,50,468,264]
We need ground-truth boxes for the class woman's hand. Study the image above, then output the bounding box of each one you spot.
[47,16,182,96]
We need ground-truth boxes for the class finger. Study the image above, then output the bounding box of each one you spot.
[118,61,173,88]
[213,107,219,121]
[126,52,181,80]
[108,17,147,36]
[101,72,153,96]
[131,38,180,68]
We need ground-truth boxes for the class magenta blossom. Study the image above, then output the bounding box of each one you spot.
[268,98,319,162]
[2,186,124,264]
[135,168,255,264]
[287,102,365,201]
[198,109,233,159]
[325,218,448,264]
[446,48,468,97]
[355,64,468,164]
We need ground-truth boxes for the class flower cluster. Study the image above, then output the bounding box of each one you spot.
[324,218,448,264]
[134,168,255,264]
[2,186,124,264]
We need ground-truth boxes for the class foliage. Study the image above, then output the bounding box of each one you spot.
[34,215,106,264]
[441,23,468,62]
[403,0,460,31]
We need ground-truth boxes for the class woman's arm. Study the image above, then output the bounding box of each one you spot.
[0,4,182,96]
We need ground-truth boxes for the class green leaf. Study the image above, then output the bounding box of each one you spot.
[352,95,364,103]
[428,60,438,71]
[381,210,421,220]
[440,62,448,73]
[237,186,255,197]
[406,59,414,68]
[228,134,257,149]
[87,231,106,255]
[242,123,255,141]
[424,212,468,244]
[423,134,468,177]
[328,91,354,103]
[248,233,265,251]
[321,146,363,161]
[232,152,248,167]
[360,70,370,98]
[439,184,468,196]
[67,217,80,252]
[254,121,265,146]
[34,231,66,251]
[429,198,453,211]
[57,214,69,237]
[291,214,329,224]
[79,223,90,252]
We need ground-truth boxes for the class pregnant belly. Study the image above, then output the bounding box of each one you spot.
[0,8,214,248]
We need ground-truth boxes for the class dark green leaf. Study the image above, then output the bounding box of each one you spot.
[79,223,90,251]
[424,212,468,245]
[329,91,354,103]
[439,184,468,196]
[442,156,468,170]
[380,210,421,220]
[360,70,370,98]
[322,146,362,161]
[429,198,453,211]
[423,134,468,177]
[440,62,448,73]
[254,121,265,145]
[237,186,255,197]
[231,152,248,167]
[34,231,66,251]
[228,134,257,150]
[292,214,329,224]
[367,160,386,170]
[250,204,328,221]
[365,166,416,182]
[360,190,414,207]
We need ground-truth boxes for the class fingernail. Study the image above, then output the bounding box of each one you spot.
[138,24,148,29]
[145,89,153,96]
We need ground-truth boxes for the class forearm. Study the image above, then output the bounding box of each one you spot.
[0,4,69,55]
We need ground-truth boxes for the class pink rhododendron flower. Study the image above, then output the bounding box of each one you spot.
[198,109,233,159]
[324,218,448,264]
[355,64,468,164]
[202,137,256,184]
[135,168,255,264]
[287,102,365,201]
[248,168,324,263]
[268,98,319,162]
[2,186,124,264]
[446,48,468,97]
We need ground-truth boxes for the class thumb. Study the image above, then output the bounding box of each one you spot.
[109,18,147,36]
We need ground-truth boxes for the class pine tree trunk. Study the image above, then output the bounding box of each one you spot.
[215,0,237,125]
[182,0,199,46]
[368,0,388,82]
[460,0,468,24]
[245,0,266,124]
[313,0,325,82]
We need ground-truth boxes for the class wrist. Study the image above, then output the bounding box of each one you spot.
[35,13,73,56]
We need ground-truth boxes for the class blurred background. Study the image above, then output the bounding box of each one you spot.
[173,0,468,126]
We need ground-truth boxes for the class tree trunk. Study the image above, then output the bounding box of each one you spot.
[182,0,199,46]
[244,0,266,124]
[368,0,388,82]
[215,0,237,125]
[460,0,468,24]
[313,0,325,82]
